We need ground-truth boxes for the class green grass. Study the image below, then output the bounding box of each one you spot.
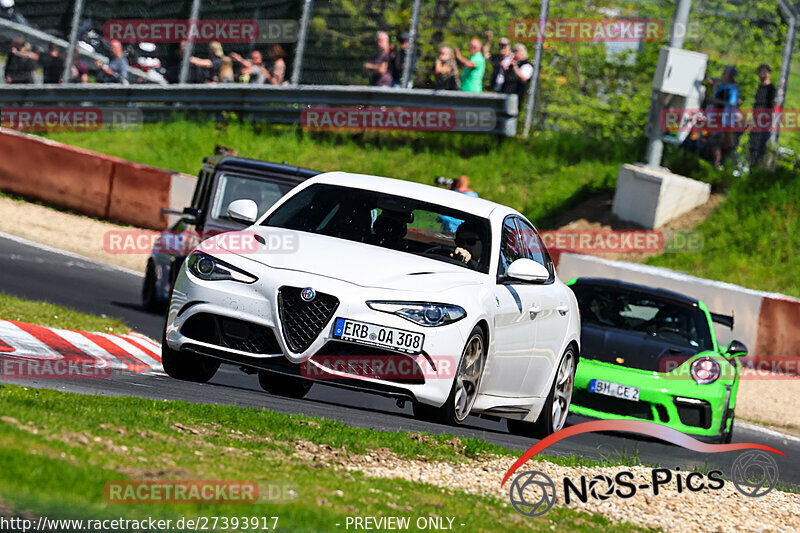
[42,122,622,226]
[647,165,800,297]
[39,119,800,298]
[0,293,129,334]
[0,385,655,533]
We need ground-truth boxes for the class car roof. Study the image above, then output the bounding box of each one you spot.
[205,155,320,181]
[305,171,515,219]
[570,277,701,307]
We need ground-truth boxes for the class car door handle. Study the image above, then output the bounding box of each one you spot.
[556,305,569,316]
[529,305,542,319]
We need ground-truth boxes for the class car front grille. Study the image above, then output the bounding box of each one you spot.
[572,389,654,421]
[180,313,281,355]
[674,398,713,429]
[311,341,425,384]
[278,286,339,353]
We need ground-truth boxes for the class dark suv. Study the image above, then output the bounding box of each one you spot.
[141,155,319,311]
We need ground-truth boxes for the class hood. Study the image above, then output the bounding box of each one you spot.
[215,227,487,293]
[581,324,700,372]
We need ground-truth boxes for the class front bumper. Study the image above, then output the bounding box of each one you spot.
[165,261,467,406]
[569,359,734,438]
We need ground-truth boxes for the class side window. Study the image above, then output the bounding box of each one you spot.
[515,218,548,268]
[498,217,525,278]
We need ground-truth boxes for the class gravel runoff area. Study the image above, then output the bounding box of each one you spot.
[0,196,148,273]
[294,440,800,533]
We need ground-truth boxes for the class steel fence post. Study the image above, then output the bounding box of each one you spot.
[179,0,203,85]
[291,0,314,86]
[61,0,85,83]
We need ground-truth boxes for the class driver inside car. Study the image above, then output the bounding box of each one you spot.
[451,220,483,267]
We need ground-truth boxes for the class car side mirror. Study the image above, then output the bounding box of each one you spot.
[227,199,258,225]
[726,340,748,357]
[506,258,550,283]
[181,206,201,225]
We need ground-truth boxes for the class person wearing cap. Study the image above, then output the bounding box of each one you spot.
[390,32,416,88]
[750,64,777,168]
[189,41,224,83]
[95,40,128,84]
[705,65,741,168]
[487,37,512,92]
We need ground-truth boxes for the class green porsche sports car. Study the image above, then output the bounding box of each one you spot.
[566,277,748,443]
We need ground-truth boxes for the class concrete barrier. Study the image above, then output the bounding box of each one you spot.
[612,164,711,228]
[555,252,800,364]
[0,129,182,230]
[107,161,171,230]
[0,128,113,218]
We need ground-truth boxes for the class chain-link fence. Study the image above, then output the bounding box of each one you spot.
[2,0,796,150]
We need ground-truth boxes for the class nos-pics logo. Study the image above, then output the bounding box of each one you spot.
[502,420,784,517]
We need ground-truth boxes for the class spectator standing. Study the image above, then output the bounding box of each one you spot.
[69,48,88,83]
[189,41,224,83]
[390,32,417,88]
[39,43,64,83]
[487,37,512,92]
[267,44,286,85]
[705,66,740,168]
[502,44,533,104]
[364,31,393,87]
[454,38,485,93]
[231,50,268,84]
[749,64,777,168]
[434,45,459,90]
[95,40,128,84]
[5,37,37,84]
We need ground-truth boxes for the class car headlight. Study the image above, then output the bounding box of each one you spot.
[186,252,257,283]
[366,301,466,327]
[690,356,721,385]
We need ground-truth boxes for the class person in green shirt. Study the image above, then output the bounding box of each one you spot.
[454,38,485,93]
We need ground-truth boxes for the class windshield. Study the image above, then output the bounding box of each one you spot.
[572,283,714,350]
[212,174,296,222]
[262,183,491,273]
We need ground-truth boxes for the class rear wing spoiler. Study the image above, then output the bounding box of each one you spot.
[710,312,734,329]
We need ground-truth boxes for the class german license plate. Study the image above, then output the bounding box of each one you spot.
[332,318,424,355]
[589,379,640,401]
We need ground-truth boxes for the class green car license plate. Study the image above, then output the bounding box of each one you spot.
[590,379,640,401]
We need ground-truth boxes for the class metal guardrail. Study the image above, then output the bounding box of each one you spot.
[0,85,519,135]
[0,18,167,85]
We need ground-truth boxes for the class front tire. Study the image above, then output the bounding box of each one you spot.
[258,370,313,399]
[720,415,735,444]
[141,260,164,313]
[413,326,486,425]
[161,335,220,383]
[508,345,577,438]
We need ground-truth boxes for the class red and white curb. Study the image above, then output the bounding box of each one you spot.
[0,319,162,378]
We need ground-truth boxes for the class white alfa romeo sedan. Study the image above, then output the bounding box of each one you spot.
[163,172,580,436]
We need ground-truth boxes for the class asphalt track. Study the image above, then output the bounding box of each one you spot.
[1,233,799,491]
